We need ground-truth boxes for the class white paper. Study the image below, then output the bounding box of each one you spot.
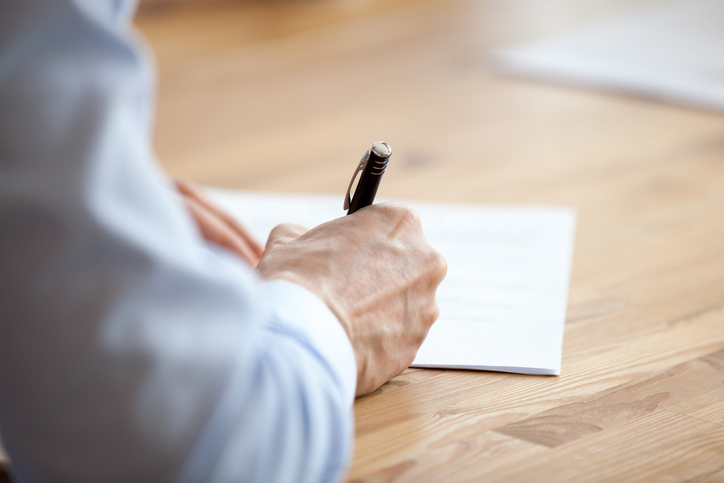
[495,0,724,112]
[211,189,576,376]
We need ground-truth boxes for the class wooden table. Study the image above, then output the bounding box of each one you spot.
[139,0,724,481]
[5,0,724,481]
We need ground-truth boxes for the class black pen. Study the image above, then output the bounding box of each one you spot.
[344,142,392,215]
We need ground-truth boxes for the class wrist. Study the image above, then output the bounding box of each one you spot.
[257,280,358,400]
[257,267,354,341]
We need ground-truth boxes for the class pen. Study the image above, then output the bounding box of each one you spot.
[344,141,392,215]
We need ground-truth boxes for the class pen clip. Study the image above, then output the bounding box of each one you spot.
[344,150,369,210]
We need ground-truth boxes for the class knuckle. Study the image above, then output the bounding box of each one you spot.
[432,250,447,278]
[408,347,421,364]
[410,331,425,349]
[392,204,421,228]
[381,201,406,211]
[382,201,415,217]
[428,303,440,325]
[377,201,405,217]
[266,224,293,246]
[267,224,286,239]
[288,223,308,237]
[270,223,306,238]
[403,208,422,228]
[424,248,447,280]
[377,202,423,231]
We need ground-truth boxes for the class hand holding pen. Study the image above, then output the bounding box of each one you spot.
[257,140,446,395]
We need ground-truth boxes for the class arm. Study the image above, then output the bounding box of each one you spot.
[0,1,354,481]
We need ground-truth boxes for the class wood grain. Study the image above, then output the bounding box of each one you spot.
[483,409,724,483]
[495,349,724,447]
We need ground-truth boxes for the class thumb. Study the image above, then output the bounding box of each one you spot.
[266,223,308,248]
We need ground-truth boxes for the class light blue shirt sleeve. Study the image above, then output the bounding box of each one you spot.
[0,1,357,482]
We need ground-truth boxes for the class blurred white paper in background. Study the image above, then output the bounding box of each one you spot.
[495,0,724,111]
[211,189,576,376]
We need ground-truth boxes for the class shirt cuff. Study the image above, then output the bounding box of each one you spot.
[257,280,357,403]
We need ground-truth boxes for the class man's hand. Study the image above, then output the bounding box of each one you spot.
[256,203,447,397]
[175,179,264,267]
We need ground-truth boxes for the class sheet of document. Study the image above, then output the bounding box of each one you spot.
[211,189,576,376]
[494,0,724,112]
